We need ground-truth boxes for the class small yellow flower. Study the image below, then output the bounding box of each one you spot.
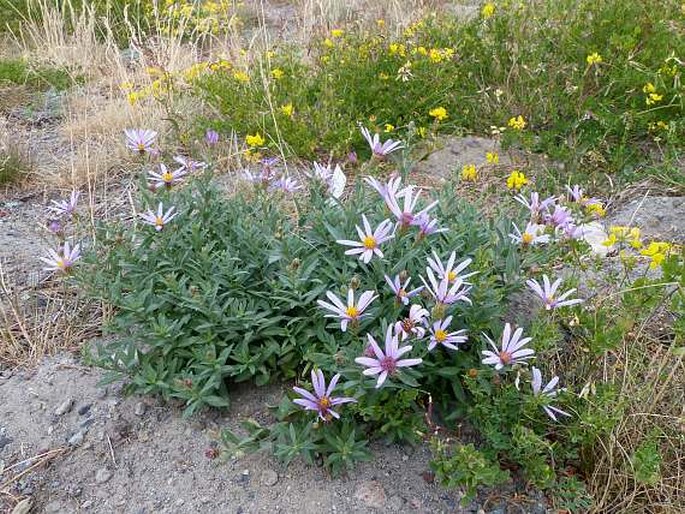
[428,48,443,63]
[429,107,448,122]
[506,170,529,191]
[646,92,663,106]
[417,126,427,138]
[481,2,496,18]
[323,38,334,48]
[127,91,139,105]
[508,115,526,130]
[378,72,389,80]
[246,132,265,147]
[642,82,657,94]
[640,241,673,269]
[486,151,499,164]
[280,103,294,117]
[233,70,249,83]
[389,43,406,57]
[376,19,385,27]
[585,203,606,217]
[461,164,478,181]
[384,123,395,133]
[331,29,344,38]
[119,81,134,91]
[271,68,285,80]
[586,52,603,65]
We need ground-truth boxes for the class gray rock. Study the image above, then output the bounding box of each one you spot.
[55,398,74,416]
[260,469,279,486]
[0,433,12,450]
[68,430,85,447]
[95,387,108,400]
[134,401,146,416]
[95,467,113,484]
[609,196,685,242]
[354,480,387,509]
[78,403,92,416]
[10,498,32,514]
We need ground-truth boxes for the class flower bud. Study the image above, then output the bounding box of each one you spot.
[349,275,361,290]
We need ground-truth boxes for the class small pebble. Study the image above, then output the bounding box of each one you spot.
[55,398,74,416]
[78,404,92,416]
[95,468,113,484]
[68,431,85,447]
[134,401,146,416]
[260,469,279,486]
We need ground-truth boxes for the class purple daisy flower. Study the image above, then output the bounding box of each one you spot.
[355,325,423,388]
[394,304,430,341]
[173,155,207,173]
[514,191,556,220]
[317,288,377,332]
[385,186,438,229]
[360,125,404,158]
[420,268,472,306]
[384,274,423,305]
[139,202,178,231]
[48,190,80,218]
[525,275,583,310]
[415,213,448,238]
[545,205,574,230]
[147,163,187,190]
[125,129,157,155]
[293,369,357,422]
[40,241,81,273]
[427,250,476,284]
[531,366,571,421]
[205,129,219,145]
[336,215,395,263]
[481,323,535,370]
[270,175,302,193]
[427,316,468,351]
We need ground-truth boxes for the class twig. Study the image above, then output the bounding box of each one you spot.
[106,433,117,467]
[0,447,68,491]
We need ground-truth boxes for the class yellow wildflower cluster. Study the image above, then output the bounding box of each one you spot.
[586,52,603,65]
[280,103,294,117]
[233,70,250,83]
[161,0,238,37]
[602,226,642,250]
[427,47,455,63]
[506,170,529,191]
[481,2,496,19]
[331,29,344,38]
[486,151,499,164]
[384,124,395,133]
[403,20,425,39]
[246,133,265,147]
[461,164,478,181]
[640,242,675,269]
[585,202,606,218]
[429,107,448,121]
[507,115,526,130]
[647,120,669,132]
[643,82,664,106]
[272,68,285,80]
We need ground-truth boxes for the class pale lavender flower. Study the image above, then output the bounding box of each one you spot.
[386,186,438,229]
[394,304,430,341]
[47,219,63,235]
[293,369,357,421]
[173,155,207,172]
[420,268,472,306]
[243,169,272,186]
[481,323,535,370]
[49,190,80,218]
[427,316,468,351]
[355,325,423,388]
[40,241,81,273]
[205,129,219,145]
[514,192,556,220]
[525,275,583,310]
[310,162,346,199]
[336,215,394,263]
[311,161,334,182]
[317,288,377,332]
[427,250,476,284]
[347,151,358,164]
[360,126,404,158]
[415,213,448,238]
[147,163,187,190]
[125,129,157,155]
[363,175,409,203]
[566,184,599,206]
[139,202,178,231]
[545,205,574,229]
[384,274,423,305]
[531,366,571,421]
[270,175,302,193]
[509,222,550,246]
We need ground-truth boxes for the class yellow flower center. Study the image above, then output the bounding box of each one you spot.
[435,329,447,343]
[319,396,332,409]
[162,172,174,183]
[155,216,164,227]
[499,351,512,364]
[137,143,146,152]
[56,258,65,269]
[522,232,534,244]
[363,235,377,250]
[346,306,359,318]
[447,271,457,282]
